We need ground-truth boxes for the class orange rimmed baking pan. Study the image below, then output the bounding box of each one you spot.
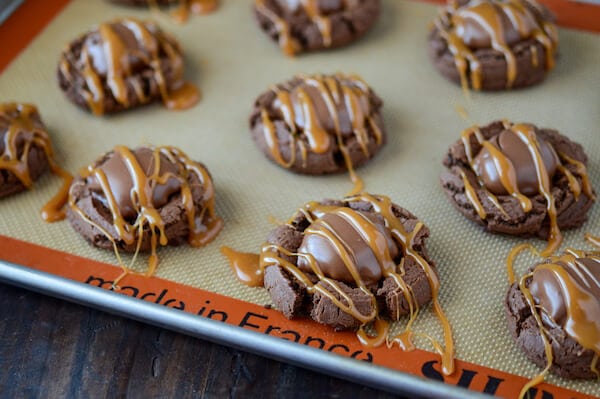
[1,1,599,398]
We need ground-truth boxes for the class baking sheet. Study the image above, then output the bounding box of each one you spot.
[0,0,599,396]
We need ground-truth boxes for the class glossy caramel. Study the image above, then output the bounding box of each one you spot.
[434,0,558,91]
[0,103,73,221]
[255,0,336,55]
[69,145,222,277]
[62,18,198,115]
[460,121,594,257]
[516,249,600,397]
[260,74,382,195]
[170,0,219,23]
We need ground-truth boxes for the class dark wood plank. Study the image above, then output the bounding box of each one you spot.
[0,282,402,398]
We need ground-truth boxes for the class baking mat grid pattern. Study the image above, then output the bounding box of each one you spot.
[0,0,599,395]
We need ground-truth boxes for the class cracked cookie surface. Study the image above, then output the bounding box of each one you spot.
[253,0,380,55]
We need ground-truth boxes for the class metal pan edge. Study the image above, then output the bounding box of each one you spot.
[0,259,489,399]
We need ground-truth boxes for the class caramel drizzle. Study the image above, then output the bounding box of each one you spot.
[72,18,198,115]
[459,170,486,219]
[357,318,390,348]
[530,44,538,67]
[460,121,594,257]
[254,0,301,56]
[221,247,261,285]
[261,74,382,195]
[261,243,378,323]
[436,17,481,94]
[300,0,333,47]
[517,267,554,398]
[170,0,219,24]
[224,194,454,375]
[533,255,600,352]
[69,145,222,280]
[0,103,73,222]
[435,0,557,90]
[559,152,595,201]
[354,194,454,375]
[254,0,336,55]
[516,250,600,398]
[459,168,509,220]
[454,104,469,121]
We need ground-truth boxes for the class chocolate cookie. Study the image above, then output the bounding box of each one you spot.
[108,0,174,5]
[107,0,218,21]
[58,17,199,116]
[429,0,558,91]
[441,120,595,253]
[67,145,222,271]
[260,194,438,330]
[0,103,51,198]
[0,103,73,221]
[250,73,385,185]
[505,249,600,379]
[253,0,380,56]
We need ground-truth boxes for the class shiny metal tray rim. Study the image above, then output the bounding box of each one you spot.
[0,259,490,399]
[0,0,23,26]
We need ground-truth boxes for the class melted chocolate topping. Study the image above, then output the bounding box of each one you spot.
[530,255,600,349]
[473,128,559,196]
[452,0,543,48]
[513,249,600,397]
[296,208,399,285]
[88,147,181,220]
[434,0,558,90]
[528,251,600,353]
[286,77,371,139]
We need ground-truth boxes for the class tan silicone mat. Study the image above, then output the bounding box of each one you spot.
[0,0,599,395]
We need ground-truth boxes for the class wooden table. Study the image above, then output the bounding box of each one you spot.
[0,282,402,398]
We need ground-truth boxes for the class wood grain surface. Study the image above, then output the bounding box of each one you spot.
[0,282,404,399]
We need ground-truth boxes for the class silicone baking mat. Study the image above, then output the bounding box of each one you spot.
[1,0,599,397]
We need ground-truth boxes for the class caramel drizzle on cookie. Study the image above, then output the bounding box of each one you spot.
[514,249,600,398]
[163,0,219,24]
[434,0,558,91]
[254,0,335,55]
[223,194,455,376]
[69,145,222,281]
[260,74,383,196]
[460,121,594,257]
[61,18,199,115]
[254,0,301,56]
[300,0,333,47]
[0,103,73,222]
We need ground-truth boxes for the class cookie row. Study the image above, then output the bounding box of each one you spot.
[56,0,559,118]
